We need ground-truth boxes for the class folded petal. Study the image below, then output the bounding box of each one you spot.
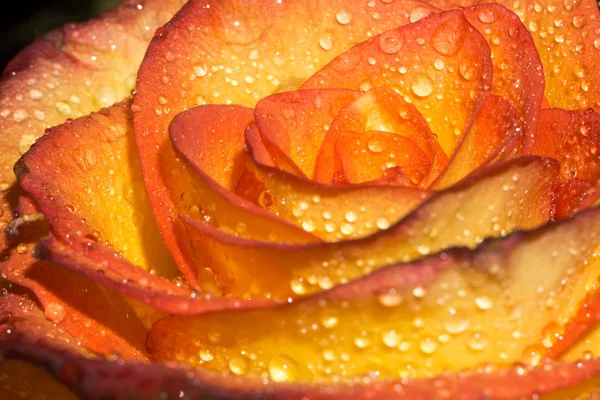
[302,9,493,157]
[132,0,444,284]
[432,95,521,189]
[182,157,560,299]
[313,87,446,184]
[254,89,361,178]
[149,205,600,379]
[169,104,320,245]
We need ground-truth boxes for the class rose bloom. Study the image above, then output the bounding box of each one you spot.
[1,0,600,398]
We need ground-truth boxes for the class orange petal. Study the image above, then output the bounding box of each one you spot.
[169,104,320,245]
[335,130,431,185]
[462,4,545,149]
[181,157,560,299]
[432,95,521,189]
[148,205,600,379]
[313,87,446,185]
[243,159,430,241]
[302,9,493,157]
[132,0,444,282]
[5,289,600,399]
[254,89,361,178]
[0,360,78,400]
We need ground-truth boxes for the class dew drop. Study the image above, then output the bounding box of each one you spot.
[443,318,469,334]
[467,332,489,351]
[228,355,249,375]
[475,295,493,310]
[382,330,401,347]
[55,101,72,116]
[336,10,352,25]
[594,39,600,50]
[367,137,384,153]
[193,63,208,77]
[319,33,334,51]
[378,30,404,54]
[268,355,299,383]
[377,290,403,307]
[419,337,438,354]
[16,243,28,254]
[572,15,586,29]
[290,278,307,295]
[302,218,316,232]
[321,315,339,329]
[199,349,214,362]
[29,89,44,100]
[44,303,66,324]
[95,86,117,108]
[412,286,426,298]
[459,61,479,81]
[563,0,581,11]
[411,75,434,97]
[478,8,498,23]
[376,217,390,230]
[434,59,445,70]
[354,335,371,349]
[409,7,432,23]
[345,211,357,223]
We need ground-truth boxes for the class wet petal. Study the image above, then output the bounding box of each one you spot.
[432,95,521,189]
[169,104,320,245]
[149,205,600,379]
[462,4,545,149]
[334,130,431,185]
[182,157,561,299]
[243,159,430,242]
[132,0,443,282]
[313,87,446,185]
[254,89,361,178]
[302,10,494,157]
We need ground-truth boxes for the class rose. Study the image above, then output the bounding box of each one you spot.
[2,0,600,398]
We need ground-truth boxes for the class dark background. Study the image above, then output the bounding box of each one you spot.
[1,0,121,71]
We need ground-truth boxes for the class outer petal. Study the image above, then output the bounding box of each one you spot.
[4,291,600,399]
[150,205,600,379]
[302,9,494,157]
[181,157,560,299]
[169,104,320,244]
[132,0,443,285]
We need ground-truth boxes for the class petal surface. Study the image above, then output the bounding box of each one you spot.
[302,9,494,157]
[182,157,560,299]
[132,0,443,283]
[149,205,600,379]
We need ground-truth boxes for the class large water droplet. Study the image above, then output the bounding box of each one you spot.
[411,75,434,97]
[336,10,352,25]
[378,30,404,54]
[268,355,299,383]
[228,355,249,375]
[44,303,66,324]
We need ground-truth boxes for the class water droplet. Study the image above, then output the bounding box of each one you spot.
[563,0,581,11]
[193,63,208,77]
[572,15,586,28]
[228,355,249,375]
[475,296,493,310]
[290,278,307,295]
[29,89,44,100]
[44,303,66,324]
[409,7,431,23]
[302,218,316,232]
[376,217,390,230]
[319,33,334,51]
[431,18,466,55]
[321,315,339,329]
[443,317,469,334]
[378,30,404,54]
[411,75,434,97]
[367,137,384,153]
[478,9,498,23]
[382,330,401,347]
[345,211,357,223]
[412,286,426,298]
[323,349,336,361]
[354,335,371,348]
[199,349,214,362]
[419,337,438,354]
[16,243,28,254]
[434,59,445,70]
[268,355,299,383]
[336,10,352,25]
[377,290,403,307]
[236,222,247,234]
[459,61,479,81]
[594,39,600,50]
[467,332,489,351]
[55,101,72,116]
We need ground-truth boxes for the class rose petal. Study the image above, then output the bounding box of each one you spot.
[312,87,446,185]
[335,130,431,185]
[254,89,361,178]
[431,95,521,189]
[302,9,493,158]
[0,359,78,400]
[243,158,431,241]
[181,157,560,299]
[149,205,600,379]
[4,288,600,399]
[132,0,443,285]
[462,4,545,149]
[169,104,320,244]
